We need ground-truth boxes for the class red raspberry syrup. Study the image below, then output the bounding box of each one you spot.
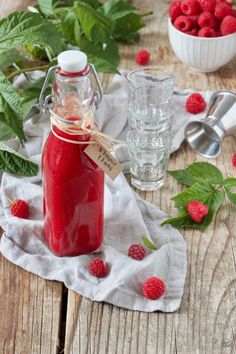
[42,116,104,257]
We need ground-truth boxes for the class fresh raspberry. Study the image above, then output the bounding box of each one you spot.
[169,0,183,21]
[185,93,206,113]
[198,0,216,12]
[88,258,107,278]
[187,201,209,223]
[10,199,30,219]
[220,15,236,35]
[186,27,198,36]
[198,11,216,28]
[232,153,236,167]
[217,0,233,6]
[189,14,200,25]
[128,243,146,260]
[198,26,217,36]
[135,50,150,65]
[215,3,233,20]
[232,9,236,17]
[142,276,165,300]
[181,0,201,15]
[174,15,193,31]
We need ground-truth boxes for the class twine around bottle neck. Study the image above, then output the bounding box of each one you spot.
[50,110,123,150]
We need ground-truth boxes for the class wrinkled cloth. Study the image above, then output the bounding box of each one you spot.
[0,72,192,312]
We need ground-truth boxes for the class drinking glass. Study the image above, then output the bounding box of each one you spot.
[127,68,174,191]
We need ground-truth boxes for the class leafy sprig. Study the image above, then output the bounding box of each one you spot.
[162,162,236,231]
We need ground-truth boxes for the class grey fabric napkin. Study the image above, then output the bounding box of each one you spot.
[0,72,189,312]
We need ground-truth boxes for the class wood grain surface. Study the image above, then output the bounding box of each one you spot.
[0,1,236,354]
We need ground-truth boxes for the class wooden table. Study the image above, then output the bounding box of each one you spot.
[1,1,236,353]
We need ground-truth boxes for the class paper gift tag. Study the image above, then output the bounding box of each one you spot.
[85,142,123,180]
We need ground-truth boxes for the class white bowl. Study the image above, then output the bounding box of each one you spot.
[168,18,236,73]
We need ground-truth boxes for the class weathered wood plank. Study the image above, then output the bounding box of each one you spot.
[0,2,63,354]
[65,0,236,353]
[0,254,63,354]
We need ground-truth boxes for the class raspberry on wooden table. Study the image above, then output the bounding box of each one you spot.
[135,50,150,65]
[232,153,236,167]
[10,199,30,219]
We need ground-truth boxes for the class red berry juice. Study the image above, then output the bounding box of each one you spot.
[42,123,104,256]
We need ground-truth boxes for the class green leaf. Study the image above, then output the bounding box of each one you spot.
[100,0,135,20]
[78,0,101,9]
[0,49,28,70]
[61,11,81,45]
[164,182,224,231]
[38,0,54,16]
[161,212,202,230]
[112,12,145,43]
[223,178,236,205]
[168,162,224,186]
[78,37,119,73]
[0,142,38,176]
[0,71,25,143]
[0,123,15,141]
[74,2,114,42]
[0,11,62,56]
[142,235,158,250]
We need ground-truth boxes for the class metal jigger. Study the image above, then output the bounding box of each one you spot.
[185,90,236,158]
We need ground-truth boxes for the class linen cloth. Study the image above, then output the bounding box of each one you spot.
[0,71,208,313]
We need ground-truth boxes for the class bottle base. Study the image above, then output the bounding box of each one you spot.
[131,177,164,191]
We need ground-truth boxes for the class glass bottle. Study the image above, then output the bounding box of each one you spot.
[40,50,104,257]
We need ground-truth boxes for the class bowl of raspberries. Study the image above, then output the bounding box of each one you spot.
[168,0,236,72]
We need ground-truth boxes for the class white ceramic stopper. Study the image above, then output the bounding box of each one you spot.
[57,50,88,73]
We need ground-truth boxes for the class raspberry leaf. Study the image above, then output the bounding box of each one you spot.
[0,12,62,56]
[142,235,158,250]
[223,178,236,205]
[168,162,224,186]
[0,71,25,143]
[0,142,38,176]
[163,182,224,231]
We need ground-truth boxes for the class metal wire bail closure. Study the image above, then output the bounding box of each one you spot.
[39,61,103,115]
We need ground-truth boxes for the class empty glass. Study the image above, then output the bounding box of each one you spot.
[127,68,174,191]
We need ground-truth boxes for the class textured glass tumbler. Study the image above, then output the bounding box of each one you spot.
[127,68,174,191]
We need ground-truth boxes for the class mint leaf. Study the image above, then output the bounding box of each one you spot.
[78,37,119,73]
[223,178,236,205]
[142,235,158,251]
[0,12,62,56]
[74,3,114,42]
[168,162,224,186]
[0,71,25,143]
[0,142,38,176]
